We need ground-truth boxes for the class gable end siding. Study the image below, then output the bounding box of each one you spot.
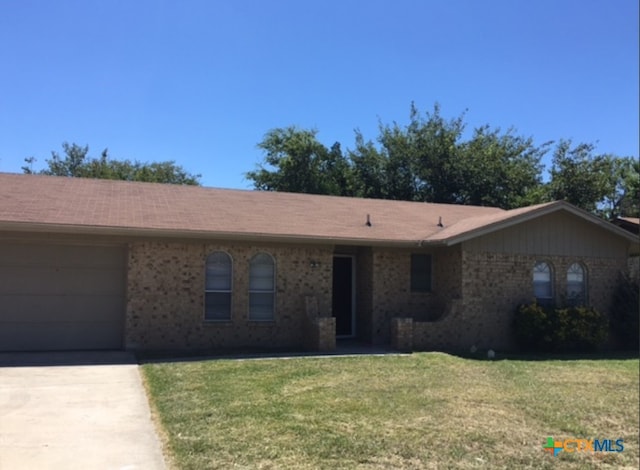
[462,211,629,258]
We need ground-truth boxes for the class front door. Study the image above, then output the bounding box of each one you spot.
[332,256,355,337]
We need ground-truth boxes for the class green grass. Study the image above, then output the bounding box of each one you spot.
[141,353,639,469]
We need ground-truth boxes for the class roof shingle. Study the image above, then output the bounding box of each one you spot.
[0,173,503,244]
[0,173,636,247]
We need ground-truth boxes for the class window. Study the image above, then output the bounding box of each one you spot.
[249,253,275,321]
[204,252,232,320]
[411,254,432,292]
[566,263,586,306]
[533,261,553,304]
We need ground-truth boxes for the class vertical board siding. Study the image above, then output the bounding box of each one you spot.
[464,212,628,258]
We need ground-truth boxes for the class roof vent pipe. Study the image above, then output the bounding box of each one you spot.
[437,216,444,227]
[366,214,372,227]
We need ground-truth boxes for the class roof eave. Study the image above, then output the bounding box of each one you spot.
[0,221,423,248]
[426,201,640,246]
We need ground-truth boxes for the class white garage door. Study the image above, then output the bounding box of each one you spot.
[0,242,125,351]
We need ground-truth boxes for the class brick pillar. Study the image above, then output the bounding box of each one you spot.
[317,317,336,351]
[391,317,413,352]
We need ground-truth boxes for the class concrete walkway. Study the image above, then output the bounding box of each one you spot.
[0,352,166,470]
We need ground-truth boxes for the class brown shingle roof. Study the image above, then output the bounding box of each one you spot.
[0,173,636,246]
[0,173,503,244]
[427,201,559,244]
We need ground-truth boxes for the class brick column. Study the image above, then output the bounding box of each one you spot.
[316,317,336,352]
[391,317,413,352]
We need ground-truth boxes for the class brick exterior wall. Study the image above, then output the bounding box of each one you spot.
[303,296,336,351]
[368,246,462,345]
[124,241,468,351]
[390,317,413,352]
[411,251,628,352]
[123,235,630,352]
[125,240,333,350]
[461,251,626,350]
[5,208,634,353]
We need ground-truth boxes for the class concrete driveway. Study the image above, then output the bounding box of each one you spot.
[0,351,166,470]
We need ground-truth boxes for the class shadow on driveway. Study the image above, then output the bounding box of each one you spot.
[0,350,136,367]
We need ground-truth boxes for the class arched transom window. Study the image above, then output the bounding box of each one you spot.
[205,251,232,320]
[533,261,553,304]
[249,253,275,321]
[566,262,586,306]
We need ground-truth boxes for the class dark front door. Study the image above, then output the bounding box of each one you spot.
[332,256,354,337]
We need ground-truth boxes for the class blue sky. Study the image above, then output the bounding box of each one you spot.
[1,0,637,189]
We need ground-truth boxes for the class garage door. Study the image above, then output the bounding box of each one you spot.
[0,243,125,351]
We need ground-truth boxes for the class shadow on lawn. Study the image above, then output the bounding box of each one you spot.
[451,350,640,362]
[135,341,405,365]
[1,347,634,368]
[136,346,639,365]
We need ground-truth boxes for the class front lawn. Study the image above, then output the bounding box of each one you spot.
[142,353,639,469]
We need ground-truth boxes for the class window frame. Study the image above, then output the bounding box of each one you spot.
[566,262,587,306]
[204,251,233,321]
[533,261,553,305]
[248,252,276,321]
[410,253,432,293]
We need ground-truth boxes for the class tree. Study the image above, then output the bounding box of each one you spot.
[456,126,549,209]
[23,142,201,185]
[349,103,468,204]
[376,117,423,201]
[37,142,90,177]
[547,140,638,218]
[401,103,466,204]
[319,142,355,196]
[348,131,390,199]
[356,103,548,208]
[602,157,639,219]
[246,127,354,195]
[246,103,637,217]
[548,141,610,213]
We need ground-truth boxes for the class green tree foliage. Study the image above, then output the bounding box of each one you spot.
[348,131,389,199]
[248,104,549,209]
[376,103,466,203]
[246,127,353,196]
[246,103,638,217]
[457,127,549,208]
[23,142,201,185]
[548,141,614,214]
[604,157,640,219]
[320,142,354,197]
[547,141,639,219]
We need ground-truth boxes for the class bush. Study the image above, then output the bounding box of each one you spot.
[513,302,553,351]
[553,307,609,352]
[514,302,609,352]
[610,272,640,350]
